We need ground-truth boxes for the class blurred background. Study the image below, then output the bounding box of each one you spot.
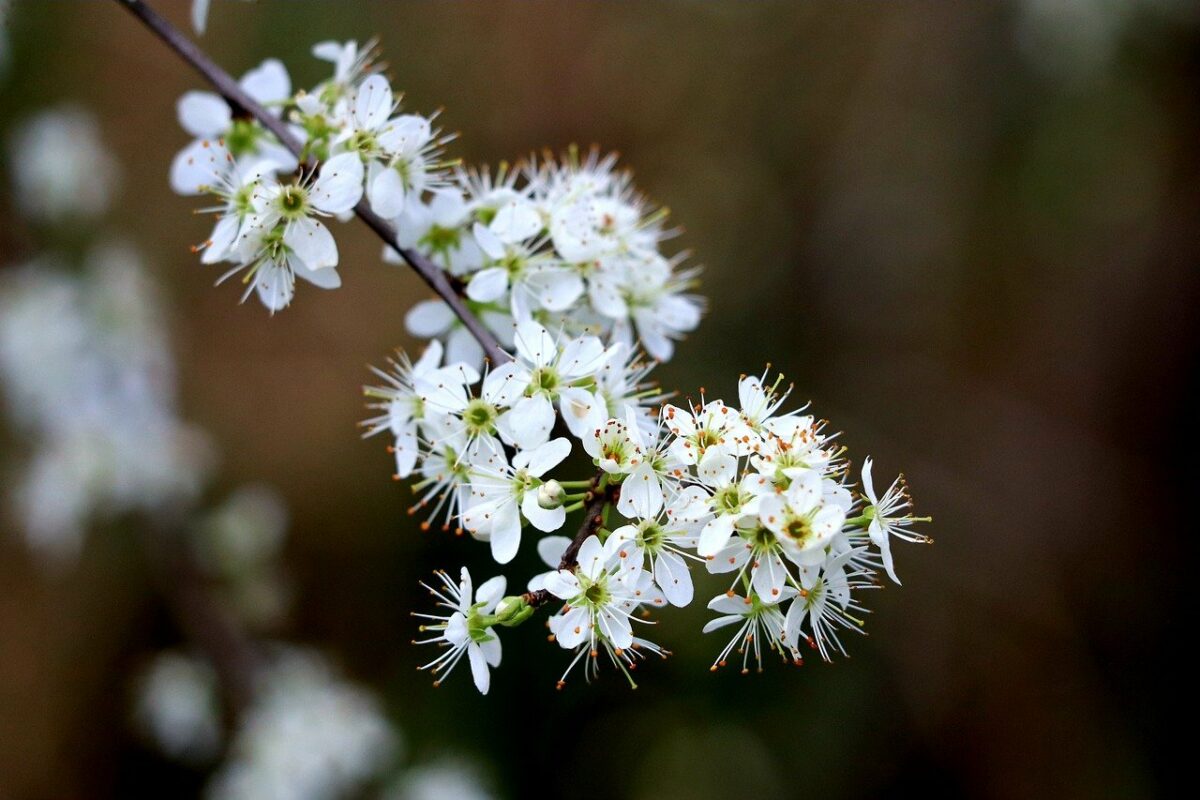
[1,0,1197,797]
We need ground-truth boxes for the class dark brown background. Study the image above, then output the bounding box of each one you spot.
[1,1,1196,797]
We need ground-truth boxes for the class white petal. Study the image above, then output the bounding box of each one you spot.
[588,275,628,319]
[284,217,338,270]
[290,256,341,289]
[522,491,566,533]
[537,536,572,569]
[446,327,485,371]
[191,0,211,34]
[513,319,555,367]
[201,215,241,264]
[170,139,227,195]
[482,361,527,406]
[655,551,693,607]
[752,552,787,604]
[543,570,580,601]
[702,615,743,634]
[353,74,393,130]
[526,268,584,312]
[412,339,446,376]
[177,91,230,138]
[514,437,572,477]
[392,429,418,478]
[476,575,507,611]
[490,199,542,242]
[472,222,506,261]
[555,606,590,649]
[497,396,555,450]
[697,514,735,558]
[468,643,490,694]
[597,608,633,650]
[311,152,364,213]
[557,335,608,379]
[697,448,737,487]
[253,263,295,312]
[240,59,291,106]
[466,267,509,303]
[617,461,663,519]
[558,388,605,440]
[574,535,606,581]
[708,593,749,615]
[488,501,522,564]
[480,635,502,668]
[860,456,877,503]
[406,299,455,337]
[785,598,808,645]
[378,114,432,154]
[369,167,408,218]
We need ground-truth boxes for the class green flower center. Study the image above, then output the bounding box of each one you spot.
[349,129,379,156]
[583,581,608,606]
[421,224,461,254]
[638,521,666,552]
[226,118,262,158]
[749,526,775,550]
[463,398,497,434]
[531,367,560,395]
[276,185,309,220]
[785,515,814,546]
[712,485,743,514]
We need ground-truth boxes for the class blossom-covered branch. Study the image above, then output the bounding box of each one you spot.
[115,0,505,361]
[122,0,930,696]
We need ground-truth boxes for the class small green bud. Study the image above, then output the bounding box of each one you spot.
[494,595,535,627]
[537,479,566,510]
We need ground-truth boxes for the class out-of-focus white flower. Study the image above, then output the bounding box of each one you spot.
[8,106,119,224]
[387,758,496,800]
[135,652,222,764]
[0,247,212,564]
[191,0,211,34]
[208,648,398,800]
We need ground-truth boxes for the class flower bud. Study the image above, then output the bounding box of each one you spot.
[493,595,534,627]
[537,479,566,510]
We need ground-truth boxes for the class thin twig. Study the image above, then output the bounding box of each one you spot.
[114,0,508,365]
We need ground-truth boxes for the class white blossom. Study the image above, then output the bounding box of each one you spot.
[415,567,506,694]
[8,106,119,223]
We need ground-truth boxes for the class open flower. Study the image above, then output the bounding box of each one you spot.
[171,59,296,194]
[461,438,572,563]
[224,153,363,311]
[703,589,802,673]
[415,567,506,694]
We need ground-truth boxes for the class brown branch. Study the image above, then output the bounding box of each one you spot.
[523,480,620,608]
[114,0,509,365]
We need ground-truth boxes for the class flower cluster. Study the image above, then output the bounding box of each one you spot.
[155,29,930,692]
[391,147,703,366]
[170,43,443,312]
[375,330,930,688]
[170,44,703,362]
